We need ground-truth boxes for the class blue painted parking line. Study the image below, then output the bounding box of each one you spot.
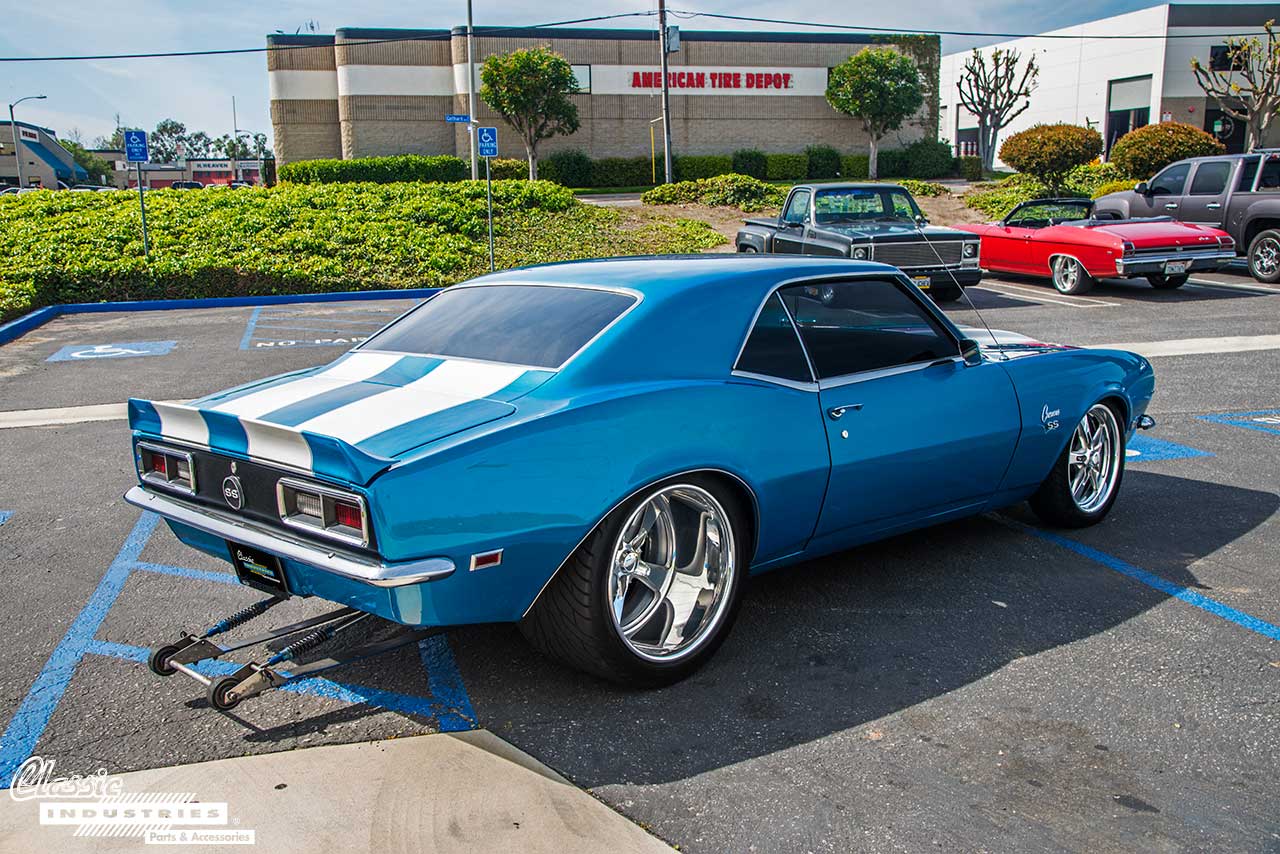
[0,511,475,788]
[1199,409,1280,437]
[998,516,1280,643]
[0,511,11,527]
[1125,435,1214,463]
[241,304,413,350]
[47,341,176,363]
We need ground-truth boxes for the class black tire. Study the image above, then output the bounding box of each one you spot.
[1029,401,1126,529]
[738,245,758,253]
[518,474,750,687]
[148,644,181,677]
[1051,256,1095,295]
[1146,273,1188,290]
[1247,229,1280,283]
[207,676,242,711]
[929,286,963,303]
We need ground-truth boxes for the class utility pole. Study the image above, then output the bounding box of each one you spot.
[467,0,478,180]
[8,95,47,188]
[657,0,673,183]
[231,96,239,184]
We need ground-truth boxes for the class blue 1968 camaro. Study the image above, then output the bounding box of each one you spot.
[125,256,1155,686]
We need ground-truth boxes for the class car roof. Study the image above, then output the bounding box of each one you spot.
[794,182,909,191]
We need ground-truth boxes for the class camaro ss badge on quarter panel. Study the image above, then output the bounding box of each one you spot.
[222,475,244,510]
[1041,405,1061,432]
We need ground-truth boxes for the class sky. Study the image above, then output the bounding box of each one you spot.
[0,0,1257,150]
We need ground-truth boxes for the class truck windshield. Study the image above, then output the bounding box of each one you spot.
[814,188,921,224]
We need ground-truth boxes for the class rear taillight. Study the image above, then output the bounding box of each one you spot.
[138,443,196,494]
[276,477,369,547]
[1220,235,1235,249]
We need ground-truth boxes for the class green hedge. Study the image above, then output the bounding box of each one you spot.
[840,154,870,180]
[675,155,734,181]
[592,156,656,188]
[904,139,956,179]
[806,145,842,179]
[957,156,983,182]
[0,181,724,321]
[641,174,787,212]
[766,153,808,181]
[278,154,468,184]
[964,163,1123,218]
[732,149,768,179]
[540,149,594,187]
[488,158,529,179]
[1109,121,1225,179]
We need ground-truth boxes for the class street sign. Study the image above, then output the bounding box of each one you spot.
[478,127,498,158]
[445,114,472,123]
[124,130,149,163]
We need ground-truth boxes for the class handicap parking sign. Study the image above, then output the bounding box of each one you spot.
[478,127,498,158]
[47,341,176,362]
[124,130,149,163]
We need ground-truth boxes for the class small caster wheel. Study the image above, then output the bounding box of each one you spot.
[207,676,242,711]
[148,644,181,677]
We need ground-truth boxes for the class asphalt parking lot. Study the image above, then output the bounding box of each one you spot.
[0,269,1277,852]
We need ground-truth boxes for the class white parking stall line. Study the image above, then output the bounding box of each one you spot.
[975,281,1121,308]
[1095,334,1280,358]
[1185,278,1280,296]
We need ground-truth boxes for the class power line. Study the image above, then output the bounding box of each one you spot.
[669,10,1271,41]
[0,12,657,62]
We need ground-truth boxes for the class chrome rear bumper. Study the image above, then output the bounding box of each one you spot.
[1115,250,1235,276]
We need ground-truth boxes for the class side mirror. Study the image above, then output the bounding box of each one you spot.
[1134,181,1150,196]
[959,338,982,367]
[914,214,929,227]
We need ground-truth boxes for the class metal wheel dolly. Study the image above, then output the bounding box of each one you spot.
[147,596,441,711]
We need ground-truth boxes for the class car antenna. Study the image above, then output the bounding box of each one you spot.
[909,203,1008,360]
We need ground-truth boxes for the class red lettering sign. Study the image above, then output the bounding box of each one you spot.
[627,69,792,91]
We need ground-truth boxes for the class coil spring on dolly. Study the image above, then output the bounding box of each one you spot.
[208,597,279,637]
[268,627,334,665]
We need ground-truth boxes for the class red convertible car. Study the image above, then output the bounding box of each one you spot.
[956,198,1235,294]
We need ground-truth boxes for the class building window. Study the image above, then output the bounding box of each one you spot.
[1105,75,1152,155]
[1210,44,1249,72]
[570,65,591,94]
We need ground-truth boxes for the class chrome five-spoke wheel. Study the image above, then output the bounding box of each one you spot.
[608,484,736,662]
[1066,404,1122,513]
[1248,229,1280,283]
[1052,256,1094,295]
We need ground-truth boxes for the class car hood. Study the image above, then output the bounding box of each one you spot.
[128,351,555,484]
[958,327,1078,359]
[820,222,971,242]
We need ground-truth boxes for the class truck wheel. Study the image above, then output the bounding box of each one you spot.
[1029,402,1125,528]
[519,475,748,687]
[1145,273,1188,290]
[1051,256,1095,295]
[738,245,758,253]
[1247,229,1280,283]
[929,286,963,303]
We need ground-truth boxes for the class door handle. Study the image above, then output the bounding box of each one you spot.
[1206,202,1222,209]
[1163,203,1179,209]
[827,404,862,420]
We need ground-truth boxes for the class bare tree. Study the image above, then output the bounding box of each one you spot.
[1192,20,1280,150]
[955,48,1039,172]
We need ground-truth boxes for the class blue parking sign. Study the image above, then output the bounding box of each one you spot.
[124,130,149,163]
[478,127,498,158]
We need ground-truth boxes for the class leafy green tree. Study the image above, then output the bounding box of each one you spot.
[998,123,1102,194]
[1191,19,1280,150]
[148,118,187,162]
[480,46,581,180]
[60,140,114,185]
[826,48,924,179]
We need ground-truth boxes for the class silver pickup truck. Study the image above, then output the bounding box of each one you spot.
[734,183,983,302]
[1094,151,1280,283]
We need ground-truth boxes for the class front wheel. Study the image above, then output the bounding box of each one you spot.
[1247,229,1280,283]
[738,245,758,253]
[1146,273,1188,290]
[1052,256,1095,295]
[519,476,748,686]
[1029,402,1125,528]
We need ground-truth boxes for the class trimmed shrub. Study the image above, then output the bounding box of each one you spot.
[488,158,529,179]
[766,153,808,181]
[591,156,655,188]
[998,123,1103,193]
[963,163,1121,218]
[896,179,947,197]
[732,149,768,179]
[806,145,842,179]
[1109,121,1226,179]
[277,154,467,184]
[641,173,786,212]
[674,155,734,181]
[840,154,870,180]
[1093,178,1140,198]
[540,149,594,187]
[904,139,956,179]
[877,148,909,178]
[957,156,983,182]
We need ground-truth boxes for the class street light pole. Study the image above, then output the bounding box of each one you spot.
[657,0,673,183]
[8,94,47,188]
[467,0,478,180]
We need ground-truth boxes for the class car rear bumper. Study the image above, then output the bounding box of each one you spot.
[908,268,983,289]
[1115,250,1235,276]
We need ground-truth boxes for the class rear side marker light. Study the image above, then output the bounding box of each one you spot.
[470,549,503,571]
[138,443,196,495]
[277,477,370,548]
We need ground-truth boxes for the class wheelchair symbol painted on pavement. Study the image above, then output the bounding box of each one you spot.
[47,341,177,362]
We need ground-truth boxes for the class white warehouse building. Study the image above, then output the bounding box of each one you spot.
[938,3,1280,168]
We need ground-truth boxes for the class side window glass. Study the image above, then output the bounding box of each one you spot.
[735,293,813,383]
[1188,161,1230,195]
[782,191,810,224]
[1236,157,1259,191]
[1149,163,1189,196]
[778,279,958,379]
[1258,157,1280,191]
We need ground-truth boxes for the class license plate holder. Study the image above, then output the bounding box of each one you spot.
[911,276,932,290]
[1164,260,1188,275]
[228,541,289,595]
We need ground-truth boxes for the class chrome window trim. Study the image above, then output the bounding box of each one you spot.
[730,370,818,392]
[137,441,197,496]
[817,356,962,390]
[355,281,643,372]
[276,476,372,549]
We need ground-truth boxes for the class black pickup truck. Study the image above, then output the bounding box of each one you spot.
[734,182,983,302]
[1093,151,1280,282]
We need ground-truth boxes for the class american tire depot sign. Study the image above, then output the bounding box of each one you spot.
[591,65,829,96]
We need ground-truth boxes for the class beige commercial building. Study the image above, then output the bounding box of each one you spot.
[267,26,940,165]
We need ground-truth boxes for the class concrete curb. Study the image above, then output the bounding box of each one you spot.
[0,731,674,853]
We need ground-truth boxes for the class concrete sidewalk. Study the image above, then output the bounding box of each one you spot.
[0,731,673,853]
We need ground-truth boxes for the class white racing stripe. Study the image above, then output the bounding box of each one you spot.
[239,417,314,471]
[212,351,403,419]
[152,402,211,446]
[296,359,526,445]
[1095,334,1280,358]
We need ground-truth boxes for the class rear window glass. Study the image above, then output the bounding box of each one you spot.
[364,285,635,369]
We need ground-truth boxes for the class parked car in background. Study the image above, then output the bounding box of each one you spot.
[956,199,1235,294]
[1093,151,1280,283]
[170,180,204,190]
[127,256,1154,688]
[735,183,982,302]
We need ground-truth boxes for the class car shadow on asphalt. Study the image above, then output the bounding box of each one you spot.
[449,470,1277,788]
[986,273,1272,302]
